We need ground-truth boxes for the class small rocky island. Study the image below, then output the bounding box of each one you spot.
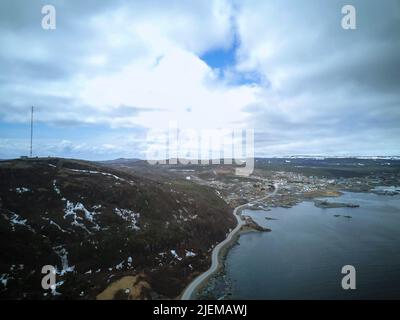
[314,200,360,209]
[241,216,272,232]
[333,214,352,219]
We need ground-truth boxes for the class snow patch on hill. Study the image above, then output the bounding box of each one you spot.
[53,245,75,276]
[8,212,35,232]
[63,201,101,233]
[15,187,30,194]
[114,208,140,230]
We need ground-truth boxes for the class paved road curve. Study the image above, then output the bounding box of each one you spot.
[181,184,278,300]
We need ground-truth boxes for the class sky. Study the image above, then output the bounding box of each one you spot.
[0,0,399,160]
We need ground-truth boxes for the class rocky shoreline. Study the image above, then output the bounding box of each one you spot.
[186,178,400,299]
[195,188,364,299]
[194,210,274,300]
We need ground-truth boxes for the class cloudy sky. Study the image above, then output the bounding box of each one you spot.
[0,0,399,159]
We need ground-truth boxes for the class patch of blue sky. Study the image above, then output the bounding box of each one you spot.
[200,46,236,70]
[0,121,145,160]
[0,122,106,140]
[200,41,264,86]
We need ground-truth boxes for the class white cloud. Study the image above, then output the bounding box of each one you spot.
[231,0,400,156]
[78,46,260,130]
[0,0,399,159]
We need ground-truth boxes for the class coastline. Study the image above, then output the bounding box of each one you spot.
[180,184,278,300]
[199,190,400,300]
[180,186,352,300]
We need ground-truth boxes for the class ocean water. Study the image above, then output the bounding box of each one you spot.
[225,192,400,299]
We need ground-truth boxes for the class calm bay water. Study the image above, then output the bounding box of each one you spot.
[225,192,400,299]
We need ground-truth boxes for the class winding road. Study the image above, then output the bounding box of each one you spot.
[181,183,278,300]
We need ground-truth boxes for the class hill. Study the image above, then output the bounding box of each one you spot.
[0,158,235,299]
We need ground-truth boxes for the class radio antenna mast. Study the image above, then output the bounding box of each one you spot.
[30,106,34,157]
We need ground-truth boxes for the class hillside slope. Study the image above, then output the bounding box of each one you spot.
[0,158,235,299]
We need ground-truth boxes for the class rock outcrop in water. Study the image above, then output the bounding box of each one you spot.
[314,200,359,209]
